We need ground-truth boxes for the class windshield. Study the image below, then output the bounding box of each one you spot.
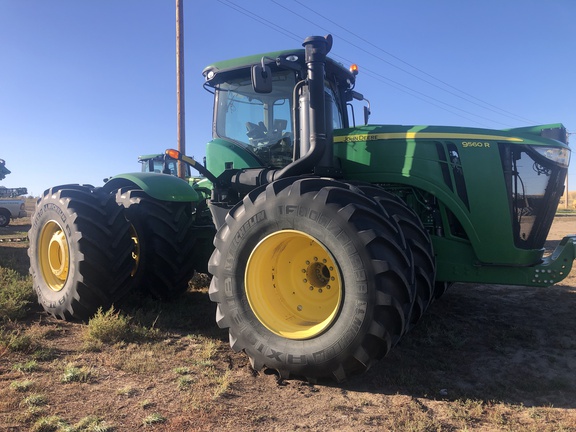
[501,145,566,249]
[214,69,345,168]
[140,157,190,177]
[215,70,296,168]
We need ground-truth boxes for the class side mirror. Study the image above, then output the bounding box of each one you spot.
[363,105,371,125]
[251,64,272,93]
[350,91,371,125]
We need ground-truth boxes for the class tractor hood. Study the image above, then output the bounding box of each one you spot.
[333,122,570,268]
[334,123,570,150]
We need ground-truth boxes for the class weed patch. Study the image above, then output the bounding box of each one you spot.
[0,267,34,320]
[83,306,157,345]
[12,360,40,373]
[30,415,64,432]
[142,412,166,426]
[61,364,93,384]
[109,343,166,374]
[23,393,48,408]
[10,379,34,392]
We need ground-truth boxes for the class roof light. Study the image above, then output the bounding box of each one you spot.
[349,64,359,76]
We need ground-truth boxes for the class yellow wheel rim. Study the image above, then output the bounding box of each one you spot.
[38,221,70,292]
[129,224,140,277]
[245,230,342,340]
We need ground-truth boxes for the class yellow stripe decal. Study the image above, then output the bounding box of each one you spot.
[333,132,523,143]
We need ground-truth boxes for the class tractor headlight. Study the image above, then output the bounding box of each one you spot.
[534,147,570,168]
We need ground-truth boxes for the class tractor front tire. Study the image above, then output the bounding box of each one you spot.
[208,177,414,381]
[28,185,134,320]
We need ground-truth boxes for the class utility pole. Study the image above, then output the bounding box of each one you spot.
[564,169,569,209]
[567,132,573,210]
[176,0,186,179]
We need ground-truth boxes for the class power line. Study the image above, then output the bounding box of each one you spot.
[218,0,503,126]
[216,0,534,128]
[281,0,538,125]
[331,53,504,127]
[216,0,302,44]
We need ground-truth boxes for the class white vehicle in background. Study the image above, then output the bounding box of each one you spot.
[0,197,27,227]
[0,160,28,227]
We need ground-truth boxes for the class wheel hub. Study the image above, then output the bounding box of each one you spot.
[305,260,334,292]
[245,230,342,340]
[39,221,69,292]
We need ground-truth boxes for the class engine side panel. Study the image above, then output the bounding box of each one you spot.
[334,125,554,267]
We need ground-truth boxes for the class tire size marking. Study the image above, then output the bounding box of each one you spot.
[278,205,320,218]
[278,205,336,229]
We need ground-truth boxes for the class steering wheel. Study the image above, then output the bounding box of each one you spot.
[246,121,268,141]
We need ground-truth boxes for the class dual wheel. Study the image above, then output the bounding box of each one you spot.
[28,178,437,381]
[209,177,435,381]
[28,184,196,321]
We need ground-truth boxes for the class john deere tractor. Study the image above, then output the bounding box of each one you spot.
[28,35,574,381]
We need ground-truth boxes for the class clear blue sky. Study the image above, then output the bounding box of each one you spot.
[1,0,574,196]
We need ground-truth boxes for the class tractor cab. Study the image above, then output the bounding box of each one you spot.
[211,69,296,168]
[201,43,358,177]
[139,153,190,177]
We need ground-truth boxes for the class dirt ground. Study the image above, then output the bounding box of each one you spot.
[0,213,575,431]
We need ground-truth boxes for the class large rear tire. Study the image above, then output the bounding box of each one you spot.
[115,187,196,300]
[208,177,414,381]
[28,185,134,320]
[354,185,435,326]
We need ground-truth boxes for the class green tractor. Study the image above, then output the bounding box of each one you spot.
[138,153,182,177]
[28,35,574,381]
